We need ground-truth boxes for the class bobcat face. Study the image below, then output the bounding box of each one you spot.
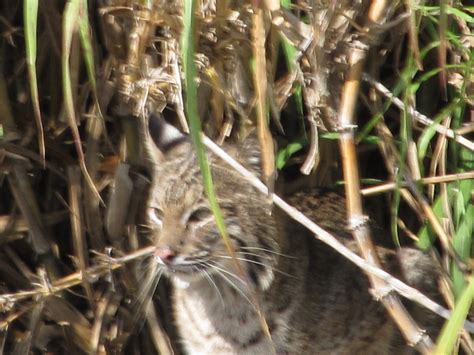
[145,116,279,291]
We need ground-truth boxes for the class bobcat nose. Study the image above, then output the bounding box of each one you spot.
[155,247,177,265]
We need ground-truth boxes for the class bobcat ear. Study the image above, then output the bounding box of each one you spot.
[241,134,262,173]
[148,113,188,153]
[227,131,263,177]
[140,114,189,169]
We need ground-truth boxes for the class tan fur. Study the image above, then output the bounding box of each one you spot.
[145,124,440,354]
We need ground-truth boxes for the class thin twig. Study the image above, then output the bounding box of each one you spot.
[0,246,156,329]
[202,136,474,333]
[361,171,474,196]
[362,74,474,152]
[300,116,319,175]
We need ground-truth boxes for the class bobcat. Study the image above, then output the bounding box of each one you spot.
[144,115,440,354]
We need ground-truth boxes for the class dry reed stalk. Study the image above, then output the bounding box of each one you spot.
[0,246,156,327]
[0,211,67,235]
[105,163,133,246]
[252,3,275,191]
[84,75,114,252]
[361,171,474,196]
[7,164,50,255]
[67,165,94,304]
[336,0,434,352]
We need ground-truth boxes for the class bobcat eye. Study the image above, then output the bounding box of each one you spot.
[186,207,213,227]
[148,207,164,228]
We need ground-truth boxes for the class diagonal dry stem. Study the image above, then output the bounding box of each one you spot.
[336,1,435,352]
[201,136,474,333]
[362,74,474,152]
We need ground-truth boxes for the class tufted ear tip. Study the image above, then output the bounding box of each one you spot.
[148,114,187,153]
[234,130,264,177]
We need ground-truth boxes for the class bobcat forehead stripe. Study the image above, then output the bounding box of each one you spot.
[148,114,188,153]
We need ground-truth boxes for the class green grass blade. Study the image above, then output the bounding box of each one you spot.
[24,0,45,164]
[416,187,454,250]
[77,0,106,130]
[79,0,102,117]
[181,0,229,250]
[417,99,461,166]
[62,0,79,133]
[451,200,473,300]
[77,0,98,101]
[435,276,474,354]
[390,91,413,246]
[62,0,102,203]
[451,152,474,299]
[276,139,307,170]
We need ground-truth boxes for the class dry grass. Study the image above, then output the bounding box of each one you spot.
[0,0,472,353]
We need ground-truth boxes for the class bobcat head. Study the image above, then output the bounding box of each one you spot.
[145,115,279,292]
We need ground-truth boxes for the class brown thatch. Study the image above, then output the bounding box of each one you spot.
[0,0,473,354]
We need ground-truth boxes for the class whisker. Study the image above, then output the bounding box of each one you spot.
[215,255,297,279]
[136,258,160,297]
[237,251,274,260]
[240,246,297,259]
[137,273,162,313]
[202,261,252,289]
[133,258,164,328]
[202,269,225,308]
[202,261,254,308]
[204,260,246,285]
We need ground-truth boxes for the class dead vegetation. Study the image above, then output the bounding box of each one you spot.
[0,0,473,353]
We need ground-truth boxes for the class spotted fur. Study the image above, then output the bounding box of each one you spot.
[145,116,441,354]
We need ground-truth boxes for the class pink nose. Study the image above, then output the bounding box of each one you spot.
[155,247,177,265]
